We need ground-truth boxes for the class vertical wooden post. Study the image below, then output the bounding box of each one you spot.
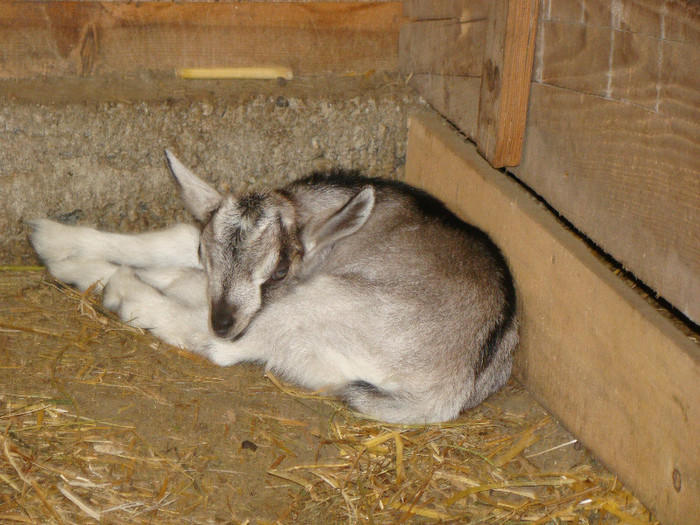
[476,0,539,168]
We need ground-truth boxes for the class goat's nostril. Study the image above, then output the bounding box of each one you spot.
[211,308,235,337]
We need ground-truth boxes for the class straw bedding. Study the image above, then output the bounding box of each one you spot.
[0,270,657,524]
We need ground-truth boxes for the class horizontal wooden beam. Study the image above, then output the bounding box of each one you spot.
[543,0,700,44]
[405,112,700,525]
[0,1,402,79]
[535,20,700,124]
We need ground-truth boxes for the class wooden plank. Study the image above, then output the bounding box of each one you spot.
[658,37,700,122]
[476,0,539,168]
[405,112,700,525]
[407,75,481,139]
[537,19,700,122]
[399,19,486,77]
[526,0,700,322]
[403,0,488,22]
[537,22,612,98]
[514,82,700,325]
[664,0,700,43]
[546,0,700,44]
[0,1,403,79]
[399,0,487,140]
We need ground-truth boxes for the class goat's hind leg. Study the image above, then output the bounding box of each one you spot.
[28,219,201,291]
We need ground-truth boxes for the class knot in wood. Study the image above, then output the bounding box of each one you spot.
[483,58,500,94]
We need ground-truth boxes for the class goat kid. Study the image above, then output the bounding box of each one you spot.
[29,151,518,424]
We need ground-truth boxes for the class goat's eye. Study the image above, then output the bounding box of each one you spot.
[270,265,289,282]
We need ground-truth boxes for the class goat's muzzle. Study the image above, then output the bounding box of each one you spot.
[211,301,236,338]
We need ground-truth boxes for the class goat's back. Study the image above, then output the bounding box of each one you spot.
[281,172,517,417]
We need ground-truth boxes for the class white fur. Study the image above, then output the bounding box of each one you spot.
[31,222,391,388]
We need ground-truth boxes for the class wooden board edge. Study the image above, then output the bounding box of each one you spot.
[476,0,539,167]
[405,112,700,525]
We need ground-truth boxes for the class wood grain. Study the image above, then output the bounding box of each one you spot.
[399,19,486,77]
[403,0,488,21]
[407,75,481,139]
[476,0,539,168]
[546,0,700,44]
[399,0,488,142]
[538,19,700,122]
[523,0,700,322]
[0,1,403,79]
[658,37,700,122]
[537,22,612,97]
[514,83,700,324]
[405,112,700,525]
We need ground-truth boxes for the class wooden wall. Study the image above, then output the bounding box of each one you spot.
[401,0,539,167]
[400,0,487,140]
[0,1,402,78]
[406,111,700,525]
[3,3,699,521]
[517,0,700,325]
[401,2,700,523]
[401,0,700,326]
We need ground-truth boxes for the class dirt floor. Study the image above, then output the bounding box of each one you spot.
[0,270,659,524]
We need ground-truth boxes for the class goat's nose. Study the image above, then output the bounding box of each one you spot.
[211,304,235,337]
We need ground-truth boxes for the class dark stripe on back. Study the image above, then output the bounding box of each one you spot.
[475,269,517,378]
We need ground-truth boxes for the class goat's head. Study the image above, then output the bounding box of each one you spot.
[165,151,375,340]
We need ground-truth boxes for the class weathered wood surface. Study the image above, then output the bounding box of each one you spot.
[522,0,700,324]
[535,13,700,123]
[401,0,539,168]
[399,0,489,142]
[542,0,700,43]
[405,112,700,525]
[515,83,700,324]
[399,19,486,77]
[408,75,481,139]
[403,0,488,21]
[476,0,539,168]
[0,1,403,78]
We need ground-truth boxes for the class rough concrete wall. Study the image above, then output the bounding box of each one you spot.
[0,75,425,264]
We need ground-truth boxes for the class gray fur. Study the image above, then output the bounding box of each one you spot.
[29,152,518,424]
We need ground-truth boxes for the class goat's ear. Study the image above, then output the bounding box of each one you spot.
[165,150,222,222]
[303,186,375,259]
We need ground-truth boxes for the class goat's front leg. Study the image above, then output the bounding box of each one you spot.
[103,266,210,350]
[103,267,258,366]
[28,219,201,291]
